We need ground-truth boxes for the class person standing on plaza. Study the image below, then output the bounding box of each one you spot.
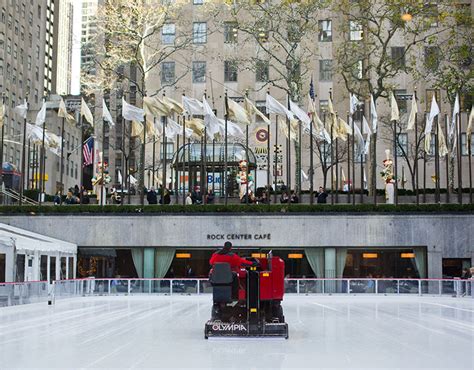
[147,187,158,204]
[185,192,193,205]
[316,186,328,204]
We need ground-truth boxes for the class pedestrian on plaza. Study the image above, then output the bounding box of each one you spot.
[192,185,202,204]
[64,190,77,205]
[290,191,299,204]
[81,190,90,204]
[185,192,193,205]
[73,185,80,198]
[205,189,215,204]
[316,186,328,204]
[147,187,158,204]
[461,268,471,279]
[53,191,62,205]
[280,192,289,203]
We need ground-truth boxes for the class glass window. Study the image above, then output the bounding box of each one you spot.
[193,22,207,44]
[161,62,175,84]
[255,101,266,122]
[16,254,25,282]
[319,60,333,81]
[391,47,405,68]
[460,133,474,156]
[318,20,332,42]
[192,61,206,83]
[425,46,440,71]
[40,255,47,281]
[394,89,407,113]
[0,253,5,282]
[224,22,237,43]
[349,21,363,41]
[255,60,269,82]
[396,133,408,157]
[162,23,175,44]
[224,61,238,82]
[160,142,175,160]
[50,256,56,282]
[256,22,269,43]
[193,0,204,4]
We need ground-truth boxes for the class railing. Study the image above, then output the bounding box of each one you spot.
[0,188,38,205]
[51,278,473,302]
[0,281,49,307]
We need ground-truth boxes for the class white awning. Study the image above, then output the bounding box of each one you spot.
[0,223,77,254]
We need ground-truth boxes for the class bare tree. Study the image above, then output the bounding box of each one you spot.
[219,0,329,192]
[333,0,458,196]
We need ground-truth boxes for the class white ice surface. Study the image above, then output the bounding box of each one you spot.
[0,295,473,369]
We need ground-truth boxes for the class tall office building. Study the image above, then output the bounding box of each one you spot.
[0,0,80,196]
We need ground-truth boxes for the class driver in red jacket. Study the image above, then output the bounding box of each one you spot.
[209,241,253,271]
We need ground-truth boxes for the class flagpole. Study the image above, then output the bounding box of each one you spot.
[309,112,314,205]
[20,97,29,206]
[335,113,339,204]
[393,115,398,206]
[212,137,215,196]
[286,96,291,204]
[140,100,147,207]
[434,115,440,203]
[152,118,156,188]
[175,132,179,205]
[298,119,302,202]
[414,91,419,205]
[0,94,5,194]
[351,112,355,205]
[360,106,364,204]
[274,116,278,204]
[182,115,186,205]
[224,92,229,206]
[26,140,31,192]
[60,112,66,196]
[246,123,249,205]
[423,112,427,203]
[468,109,472,204]
[120,117,125,205]
[457,110,462,204]
[444,113,449,203]
[80,114,84,205]
[163,116,168,204]
[39,98,47,205]
[330,116,334,205]
[346,112,350,204]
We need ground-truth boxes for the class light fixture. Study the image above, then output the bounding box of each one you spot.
[401,12,413,22]
[251,253,266,258]
[288,253,303,259]
[363,253,378,259]
[401,253,415,258]
[176,253,191,259]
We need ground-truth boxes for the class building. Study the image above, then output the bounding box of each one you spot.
[0,0,77,196]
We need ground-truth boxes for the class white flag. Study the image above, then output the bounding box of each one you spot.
[218,119,244,138]
[406,94,418,131]
[362,115,372,155]
[370,95,378,133]
[424,95,440,153]
[122,98,144,122]
[449,94,459,140]
[227,98,250,125]
[437,121,448,157]
[390,92,399,121]
[289,100,311,127]
[102,99,115,126]
[81,98,94,126]
[353,122,365,158]
[0,101,6,128]
[26,122,44,144]
[244,98,270,125]
[466,105,473,153]
[164,118,182,140]
[301,169,309,181]
[182,96,204,116]
[14,100,28,119]
[266,94,294,120]
[58,98,76,126]
[117,170,123,185]
[349,94,360,115]
[35,100,47,127]
[202,96,221,137]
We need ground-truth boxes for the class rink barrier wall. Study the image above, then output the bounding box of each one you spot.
[2,278,471,308]
[49,278,474,305]
[0,281,49,307]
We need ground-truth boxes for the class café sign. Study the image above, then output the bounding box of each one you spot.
[207,233,271,241]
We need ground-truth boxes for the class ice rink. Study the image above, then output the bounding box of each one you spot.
[0,295,473,369]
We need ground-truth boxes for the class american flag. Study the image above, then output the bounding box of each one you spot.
[83,137,94,167]
[309,76,315,101]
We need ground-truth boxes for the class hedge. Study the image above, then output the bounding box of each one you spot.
[0,203,473,215]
